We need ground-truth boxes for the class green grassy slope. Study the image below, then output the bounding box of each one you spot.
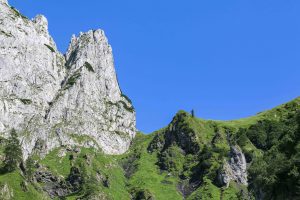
[0,97,299,199]
[122,132,183,200]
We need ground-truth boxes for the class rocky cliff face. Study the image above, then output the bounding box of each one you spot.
[0,183,13,200]
[0,0,136,158]
[218,145,248,187]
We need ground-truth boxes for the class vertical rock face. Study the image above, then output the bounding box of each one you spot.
[46,30,136,155]
[0,1,136,158]
[0,1,66,157]
[218,145,248,187]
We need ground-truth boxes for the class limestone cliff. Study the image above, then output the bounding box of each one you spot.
[0,0,136,159]
[217,145,248,187]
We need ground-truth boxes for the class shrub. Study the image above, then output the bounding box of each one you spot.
[25,157,35,180]
[158,145,185,174]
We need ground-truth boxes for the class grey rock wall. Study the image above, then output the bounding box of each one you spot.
[0,1,136,159]
[218,145,248,187]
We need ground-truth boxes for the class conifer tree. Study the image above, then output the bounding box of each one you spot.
[25,157,35,180]
[191,109,195,118]
[3,129,22,172]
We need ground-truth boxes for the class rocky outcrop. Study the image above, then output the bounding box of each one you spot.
[218,145,248,187]
[148,111,200,154]
[130,188,156,200]
[35,169,71,198]
[0,1,136,159]
[0,183,14,200]
[77,193,109,200]
[34,166,84,198]
[46,30,135,155]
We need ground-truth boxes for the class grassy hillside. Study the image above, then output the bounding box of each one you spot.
[0,97,299,199]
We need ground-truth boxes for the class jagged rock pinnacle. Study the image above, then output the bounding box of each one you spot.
[0,2,136,158]
[33,15,49,35]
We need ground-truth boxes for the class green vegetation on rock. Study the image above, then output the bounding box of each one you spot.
[84,62,95,72]
[2,129,22,173]
[63,70,81,90]
[0,30,13,37]
[10,6,28,20]
[20,99,32,105]
[0,97,300,199]
[44,44,55,53]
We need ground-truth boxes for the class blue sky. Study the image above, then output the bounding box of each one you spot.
[9,0,300,133]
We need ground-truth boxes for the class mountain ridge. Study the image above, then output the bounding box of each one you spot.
[0,1,300,200]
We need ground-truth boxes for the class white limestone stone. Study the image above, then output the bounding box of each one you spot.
[218,145,248,187]
[0,2,136,159]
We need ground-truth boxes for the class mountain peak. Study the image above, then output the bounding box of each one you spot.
[0,2,136,158]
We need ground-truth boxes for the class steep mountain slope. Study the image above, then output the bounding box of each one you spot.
[0,96,299,199]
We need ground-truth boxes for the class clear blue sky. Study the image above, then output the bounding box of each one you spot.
[9,0,300,133]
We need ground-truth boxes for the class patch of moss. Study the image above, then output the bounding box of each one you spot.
[69,134,101,150]
[65,51,77,69]
[64,70,81,90]
[84,62,95,72]
[121,93,133,104]
[20,99,32,105]
[10,6,28,20]
[107,100,135,113]
[114,131,131,140]
[0,30,13,37]
[119,100,135,112]
[44,44,55,53]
